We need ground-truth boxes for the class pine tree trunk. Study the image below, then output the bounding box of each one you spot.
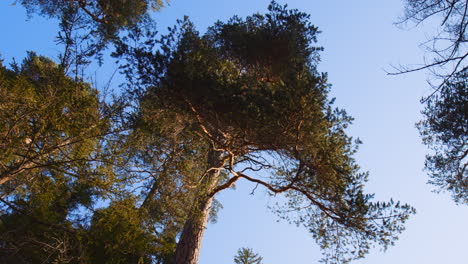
[174,149,224,264]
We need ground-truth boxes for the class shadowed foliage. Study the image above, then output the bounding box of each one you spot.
[397,0,468,204]
[417,70,468,204]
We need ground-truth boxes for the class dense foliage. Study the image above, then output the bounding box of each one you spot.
[0,53,103,263]
[20,0,167,40]
[0,53,108,194]
[417,70,468,203]
[0,54,173,264]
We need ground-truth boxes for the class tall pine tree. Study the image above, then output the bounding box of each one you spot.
[118,2,415,263]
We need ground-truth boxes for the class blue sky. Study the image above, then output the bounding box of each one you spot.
[1,1,467,264]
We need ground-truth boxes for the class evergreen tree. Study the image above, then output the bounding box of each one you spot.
[118,2,415,263]
[397,0,468,204]
[0,52,110,263]
[417,70,468,204]
[0,52,108,194]
[0,53,175,263]
[19,0,168,41]
[234,248,263,264]
[1,2,417,263]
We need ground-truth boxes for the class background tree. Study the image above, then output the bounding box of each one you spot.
[19,0,168,41]
[118,2,415,264]
[417,69,467,203]
[0,53,177,263]
[0,53,108,195]
[86,199,161,264]
[396,0,468,204]
[0,53,110,263]
[233,248,263,264]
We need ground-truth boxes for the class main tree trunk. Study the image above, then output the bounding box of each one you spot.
[174,149,224,264]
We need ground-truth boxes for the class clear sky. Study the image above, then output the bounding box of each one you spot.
[1,1,467,264]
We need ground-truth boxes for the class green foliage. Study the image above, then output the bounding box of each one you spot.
[417,71,468,204]
[88,199,157,264]
[122,4,327,154]
[0,52,107,263]
[0,53,175,264]
[234,248,263,264]
[0,172,90,263]
[118,2,415,263]
[0,52,109,195]
[19,0,167,40]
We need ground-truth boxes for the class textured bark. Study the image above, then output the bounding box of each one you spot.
[174,150,223,264]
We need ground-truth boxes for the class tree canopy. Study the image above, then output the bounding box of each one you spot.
[0,52,107,194]
[417,70,468,203]
[118,2,414,263]
[19,0,168,40]
[0,53,175,264]
[0,53,106,263]
[397,0,468,204]
[0,1,417,264]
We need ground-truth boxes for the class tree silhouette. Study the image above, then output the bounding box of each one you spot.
[395,0,468,204]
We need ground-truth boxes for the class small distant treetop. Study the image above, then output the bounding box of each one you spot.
[234,248,263,264]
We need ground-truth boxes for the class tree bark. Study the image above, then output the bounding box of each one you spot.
[174,149,224,264]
